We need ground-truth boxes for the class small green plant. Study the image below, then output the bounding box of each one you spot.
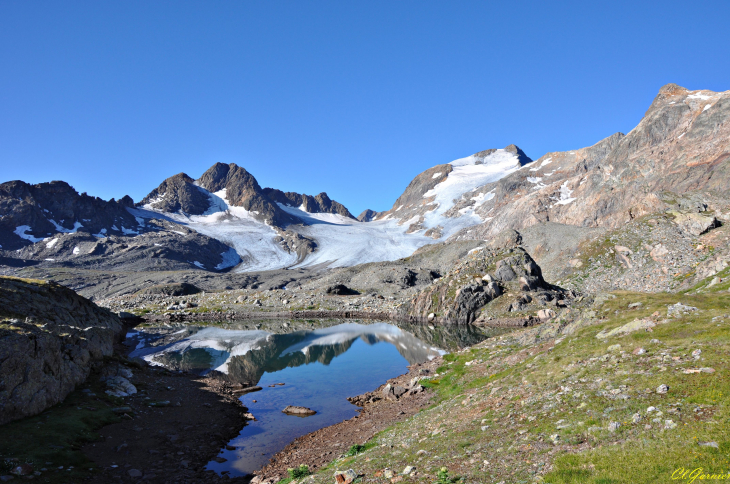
[345,444,365,456]
[288,464,310,479]
[435,467,460,484]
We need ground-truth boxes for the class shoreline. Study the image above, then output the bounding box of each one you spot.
[139,309,536,328]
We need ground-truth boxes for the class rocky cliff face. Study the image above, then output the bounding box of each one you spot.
[401,244,569,324]
[262,188,355,219]
[448,84,730,241]
[10,218,241,272]
[0,276,125,424]
[139,173,211,215]
[0,180,140,251]
[372,144,532,237]
[194,163,298,227]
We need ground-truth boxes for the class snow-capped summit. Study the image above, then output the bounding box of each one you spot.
[369,144,532,239]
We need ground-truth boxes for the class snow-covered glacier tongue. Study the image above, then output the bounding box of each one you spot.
[133,148,529,271]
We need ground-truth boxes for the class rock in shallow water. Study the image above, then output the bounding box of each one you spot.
[282,405,316,416]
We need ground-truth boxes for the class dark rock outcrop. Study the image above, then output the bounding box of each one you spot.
[357,209,380,222]
[0,180,139,251]
[139,173,211,215]
[262,188,355,219]
[0,276,125,424]
[195,163,297,227]
[401,246,566,324]
[6,218,240,272]
[138,282,201,297]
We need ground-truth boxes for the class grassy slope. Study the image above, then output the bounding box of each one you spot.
[298,286,729,484]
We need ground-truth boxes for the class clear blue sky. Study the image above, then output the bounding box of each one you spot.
[1,1,728,216]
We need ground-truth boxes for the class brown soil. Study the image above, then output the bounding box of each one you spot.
[81,344,251,483]
[252,358,442,483]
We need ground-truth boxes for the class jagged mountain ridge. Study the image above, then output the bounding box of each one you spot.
[447,83,730,241]
[1,84,728,273]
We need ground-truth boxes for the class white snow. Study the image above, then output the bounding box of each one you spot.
[703,104,712,112]
[215,247,242,270]
[120,226,138,235]
[554,182,577,205]
[14,225,45,243]
[470,190,495,206]
[420,149,521,234]
[688,91,712,101]
[93,228,108,238]
[278,204,432,269]
[678,132,686,139]
[527,176,542,184]
[73,246,80,255]
[431,172,442,179]
[45,238,59,249]
[132,188,298,272]
[44,258,55,261]
[48,220,83,234]
[131,149,523,271]
[192,261,205,269]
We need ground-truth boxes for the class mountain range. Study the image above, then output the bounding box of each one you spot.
[1,83,728,275]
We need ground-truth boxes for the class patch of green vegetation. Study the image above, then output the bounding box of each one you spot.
[0,378,121,483]
[345,442,376,457]
[436,466,461,484]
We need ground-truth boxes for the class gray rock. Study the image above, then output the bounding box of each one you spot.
[0,277,124,424]
[282,405,316,416]
[656,384,669,394]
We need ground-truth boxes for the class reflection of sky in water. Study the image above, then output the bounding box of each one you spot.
[211,338,410,476]
[127,321,494,477]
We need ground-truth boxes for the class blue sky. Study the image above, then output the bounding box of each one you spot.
[1,1,728,216]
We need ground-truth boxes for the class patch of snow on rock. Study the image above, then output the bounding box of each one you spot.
[14,225,45,243]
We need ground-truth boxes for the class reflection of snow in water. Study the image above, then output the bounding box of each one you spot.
[279,323,445,363]
[129,323,445,376]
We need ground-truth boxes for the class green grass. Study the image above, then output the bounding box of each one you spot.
[0,377,122,483]
[296,283,730,484]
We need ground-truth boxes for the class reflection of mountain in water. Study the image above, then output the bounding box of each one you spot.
[129,321,492,386]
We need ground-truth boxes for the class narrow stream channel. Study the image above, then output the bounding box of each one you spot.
[126,319,501,477]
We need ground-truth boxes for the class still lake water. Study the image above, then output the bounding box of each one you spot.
[126,320,499,476]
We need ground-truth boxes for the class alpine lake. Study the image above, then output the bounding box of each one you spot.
[125,319,506,477]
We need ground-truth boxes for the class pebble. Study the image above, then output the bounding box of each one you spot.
[128,469,143,477]
[402,466,416,475]
[699,441,719,448]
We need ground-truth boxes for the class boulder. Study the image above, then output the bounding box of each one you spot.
[670,211,720,236]
[325,284,358,295]
[140,282,201,297]
[282,405,316,416]
[0,276,125,424]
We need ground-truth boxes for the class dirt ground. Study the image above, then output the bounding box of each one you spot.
[81,344,252,484]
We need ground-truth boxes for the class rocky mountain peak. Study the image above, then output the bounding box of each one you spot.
[197,163,262,195]
[0,179,145,251]
[139,172,210,215]
[262,188,355,219]
[357,209,379,222]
